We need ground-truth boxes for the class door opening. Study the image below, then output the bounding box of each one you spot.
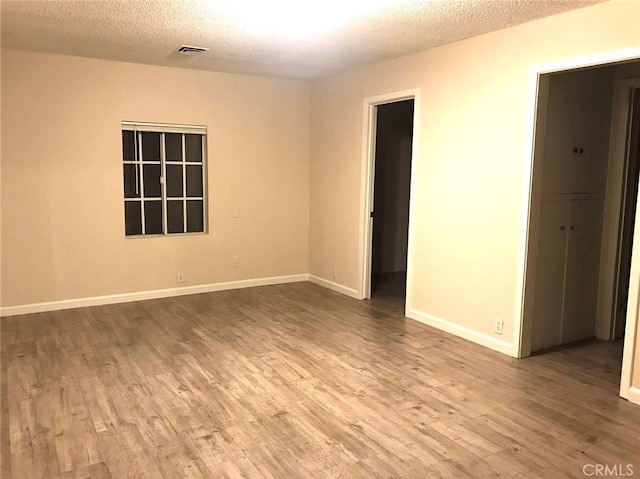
[521,56,640,403]
[360,91,418,304]
[527,66,615,354]
[370,100,415,300]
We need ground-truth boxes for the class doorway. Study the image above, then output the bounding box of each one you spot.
[527,66,615,353]
[359,90,419,305]
[370,100,414,300]
[520,55,640,403]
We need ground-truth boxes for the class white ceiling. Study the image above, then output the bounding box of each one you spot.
[1,0,605,80]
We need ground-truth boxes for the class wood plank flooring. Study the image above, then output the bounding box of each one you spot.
[2,282,640,478]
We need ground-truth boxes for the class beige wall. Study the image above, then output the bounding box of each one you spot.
[1,50,310,307]
[309,0,640,349]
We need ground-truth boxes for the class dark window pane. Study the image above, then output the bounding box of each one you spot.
[125,201,142,236]
[165,133,183,162]
[142,132,161,161]
[167,200,184,234]
[143,164,162,198]
[187,200,204,232]
[185,134,202,162]
[186,165,203,197]
[144,201,163,234]
[123,164,140,198]
[166,164,183,197]
[122,130,136,161]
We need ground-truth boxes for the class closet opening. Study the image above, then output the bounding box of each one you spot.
[521,58,640,399]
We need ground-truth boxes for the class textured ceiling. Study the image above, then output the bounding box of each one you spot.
[1,0,606,79]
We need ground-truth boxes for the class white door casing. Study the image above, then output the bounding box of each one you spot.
[358,89,420,315]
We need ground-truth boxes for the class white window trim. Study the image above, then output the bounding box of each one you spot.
[122,121,206,135]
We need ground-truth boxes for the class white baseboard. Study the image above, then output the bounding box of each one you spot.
[308,275,360,299]
[0,273,524,360]
[621,386,640,406]
[406,307,516,357]
[0,274,309,317]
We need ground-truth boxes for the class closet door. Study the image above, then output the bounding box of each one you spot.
[561,198,604,344]
[532,199,569,352]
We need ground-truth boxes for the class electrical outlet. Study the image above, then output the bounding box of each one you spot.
[332,269,337,280]
[177,272,185,284]
[494,319,504,335]
[233,256,240,268]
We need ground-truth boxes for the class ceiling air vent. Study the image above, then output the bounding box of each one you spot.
[178,45,209,54]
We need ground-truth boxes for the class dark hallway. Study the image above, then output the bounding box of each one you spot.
[371,99,414,302]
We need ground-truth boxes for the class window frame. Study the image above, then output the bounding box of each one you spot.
[122,121,208,237]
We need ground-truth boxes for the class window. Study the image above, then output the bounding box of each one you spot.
[122,122,207,236]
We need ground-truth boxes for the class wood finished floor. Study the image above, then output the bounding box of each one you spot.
[2,282,640,478]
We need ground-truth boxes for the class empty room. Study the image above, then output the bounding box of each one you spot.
[2,0,640,478]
